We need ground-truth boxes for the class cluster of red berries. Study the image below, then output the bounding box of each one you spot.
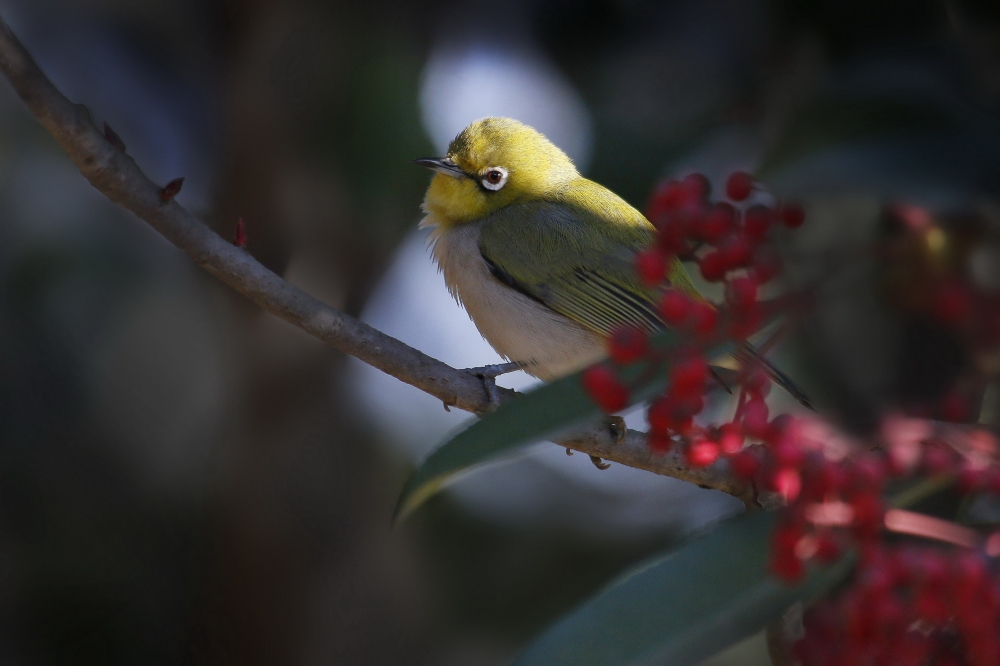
[581,173,1000,664]
[582,171,804,468]
[634,171,802,289]
[796,545,1000,666]
[760,423,997,579]
[769,421,1000,666]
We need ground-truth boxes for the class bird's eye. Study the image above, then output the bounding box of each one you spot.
[481,167,508,191]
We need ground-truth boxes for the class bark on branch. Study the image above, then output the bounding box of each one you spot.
[0,13,754,502]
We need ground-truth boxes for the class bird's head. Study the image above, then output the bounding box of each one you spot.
[417,117,578,226]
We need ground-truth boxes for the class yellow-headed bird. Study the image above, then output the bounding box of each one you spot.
[416,117,809,409]
[417,117,701,381]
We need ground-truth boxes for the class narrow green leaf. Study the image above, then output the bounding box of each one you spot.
[393,330,700,523]
[393,305,793,523]
[511,459,950,666]
[513,511,851,666]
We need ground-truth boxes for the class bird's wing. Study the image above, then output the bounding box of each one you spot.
[478,194,815,408]
[477,196,686,336]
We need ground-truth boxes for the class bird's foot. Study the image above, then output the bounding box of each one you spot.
[465,362,524,412]
[589,455,611,470]
[606,415,627,445]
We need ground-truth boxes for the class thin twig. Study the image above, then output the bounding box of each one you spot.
[883,509,979,548]
[0,13,754,500]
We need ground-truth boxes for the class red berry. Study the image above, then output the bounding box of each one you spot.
[921,443,955,475]
[914,588,949,625]
[917,549,950,587]
[983,467,1000,495]
[958,464,985,493]
[718,234,751,268]
[726,171,754,202]
[647,181,684,217]
[871,594,905,632]
[582,365,629,413]
[779,202,805,228]
[689,301,718,337]
[814,532,841,564]
[773,467,802,502]
[770,521,805,582]
[725,275,758,310]
[655,213,691,254]
[730,448,760,479]
[812,461,846,497]
[672,415,695,435]
[681,173,711,204]
[686,439,720,467]
[718,423,744,454]
[771,552,804,583]
[771,519,806,555]
[698,203,735,243]
[647,396,674,434]
[727,307,763,340]
[743,205,774,240]
[671,355,708,396]
[955,552,988,591]
[647,396,697,433]
[635,248,668,286]
[848,453,886,491]
[750,248,782,283]
[850,492,883,539]
[659,290,693,326]
[743,368,770,396]
[698,251,726,282]
[609,326,649,365]
[968,636,1000,666]
[672,393,705,419]
[743,397,770,438]
[773,440,804,469]
[648,432,673,454]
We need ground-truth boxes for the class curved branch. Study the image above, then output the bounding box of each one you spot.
[0,14,753,501]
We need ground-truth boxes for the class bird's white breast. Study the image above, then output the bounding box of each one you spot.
[426,216,606,381]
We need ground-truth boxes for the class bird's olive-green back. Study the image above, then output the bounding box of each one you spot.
[478,178,699,336]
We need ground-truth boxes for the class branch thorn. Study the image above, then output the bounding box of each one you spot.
[159,177,184,203]
[234,217,247,247]
[103,121,126,152]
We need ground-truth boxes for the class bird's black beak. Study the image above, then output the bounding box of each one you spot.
[413,157,467,178]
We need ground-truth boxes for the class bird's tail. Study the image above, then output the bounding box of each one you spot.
[735,342,814,410]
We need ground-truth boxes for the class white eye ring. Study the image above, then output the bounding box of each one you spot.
[481,167,509,191]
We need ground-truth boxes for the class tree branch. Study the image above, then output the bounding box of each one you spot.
[0,13,753,501]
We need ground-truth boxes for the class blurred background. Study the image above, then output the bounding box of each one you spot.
[0,0,997,663]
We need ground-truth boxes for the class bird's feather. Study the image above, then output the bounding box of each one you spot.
[475,181,813,407]
[477,179,695,336]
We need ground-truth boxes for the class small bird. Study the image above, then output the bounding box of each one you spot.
[416,117,692,380]
[416,117,807,406]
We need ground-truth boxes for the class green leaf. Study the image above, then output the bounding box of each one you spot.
[513,511,851,666]
[392,301,797,523]
[393,330,691,523]
[511,469,948,666]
